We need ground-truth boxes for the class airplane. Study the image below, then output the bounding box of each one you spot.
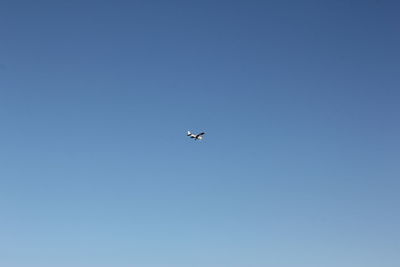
[187,131,205,140]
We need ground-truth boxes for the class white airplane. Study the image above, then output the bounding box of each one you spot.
[187,131,205,140]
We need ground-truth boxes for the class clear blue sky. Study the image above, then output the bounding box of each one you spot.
[1,1,399,266]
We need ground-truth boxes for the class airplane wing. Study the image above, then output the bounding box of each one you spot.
[195,132,205,138]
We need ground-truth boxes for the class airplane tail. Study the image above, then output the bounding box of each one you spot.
[187,131,191,136]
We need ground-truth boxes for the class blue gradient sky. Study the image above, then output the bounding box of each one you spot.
[1,1,399,266]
